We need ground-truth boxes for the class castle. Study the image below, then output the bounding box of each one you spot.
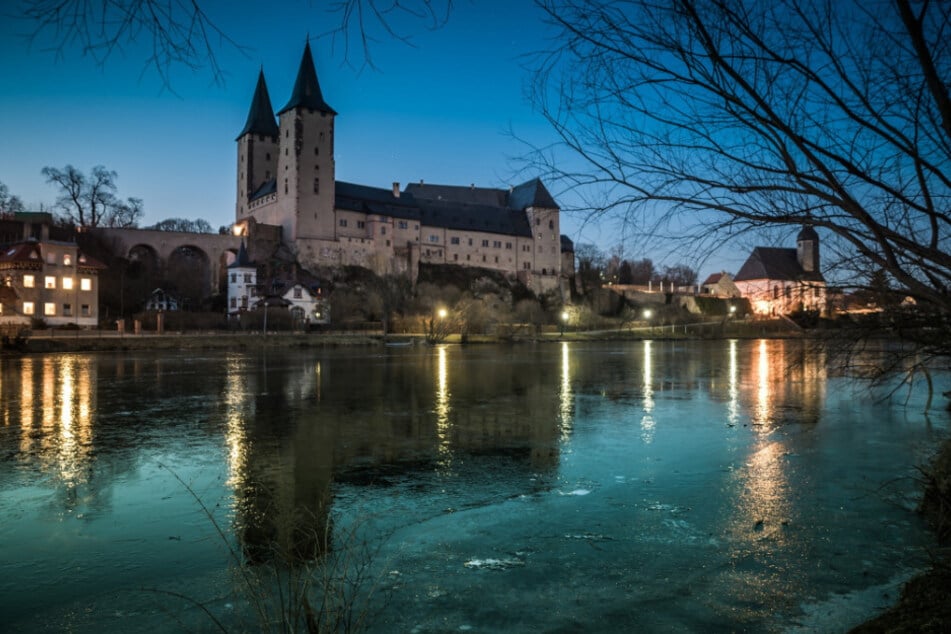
[232,43,567,296]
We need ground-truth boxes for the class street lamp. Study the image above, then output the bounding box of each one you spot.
[643,308,653,335]
[560,310,569,336]
[438,308,448,320]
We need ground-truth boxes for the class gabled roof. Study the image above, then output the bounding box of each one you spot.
[237,70,280,140]
[797,225,819,242]
[278,42,336,116]
[0,242,42,265]
[702,272,724,285]
[229,240,254,269]
[734,247,824,283]
[250,179,277,201]
[508,178,558,210]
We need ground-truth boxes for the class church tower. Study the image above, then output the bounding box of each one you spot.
[275,42,337,242]
[796,224,820,274]
[236,70,280,219]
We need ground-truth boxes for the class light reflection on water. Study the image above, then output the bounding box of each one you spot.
[0,340,947,633]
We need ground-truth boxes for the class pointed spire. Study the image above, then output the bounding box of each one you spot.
[237,69,280,140]
[279,42,336,116]
[230,240,253,268]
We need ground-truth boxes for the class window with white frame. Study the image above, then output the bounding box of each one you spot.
[44,302,55,316]
[80,278,92,291]
[45,276,56,289]
[23,301,34,315]
[23,274,35,288]
[63,277,74,290]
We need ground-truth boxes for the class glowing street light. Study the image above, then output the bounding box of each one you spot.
[438,308,448,319]
[560,310,570,336]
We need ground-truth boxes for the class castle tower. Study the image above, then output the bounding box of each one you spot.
[796,224,820,274]
[275,42,337,242]
[236,70,280,219]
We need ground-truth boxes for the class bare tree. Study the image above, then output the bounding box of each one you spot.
[42,164,143,228]
[531,0,950,318]
[0,181,25,213]
[16,0,453,87]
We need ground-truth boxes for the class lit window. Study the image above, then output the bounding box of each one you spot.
[45,276,56,289]
[44,302,56,316]
[0,304,3,315]
[63,277,74,290]
[23,301,34,315]
[63,254,72,266]
[80,278,91,291]
[23,275,35,288]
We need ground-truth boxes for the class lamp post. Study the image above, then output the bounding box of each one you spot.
[643,308,653,336]
[560,310,569,336]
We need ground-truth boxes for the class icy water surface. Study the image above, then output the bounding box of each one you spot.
[0,340,948,632]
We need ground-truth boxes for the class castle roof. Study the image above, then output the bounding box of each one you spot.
[278,42,336,116]
[405,178,560,211]
[229,240,254,269]
[508,178,558,210]
[237,70,280,140]
[734,247,824,283]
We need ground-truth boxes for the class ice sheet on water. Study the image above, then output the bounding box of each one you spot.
[463,557,525,570]
[559,488,591,496]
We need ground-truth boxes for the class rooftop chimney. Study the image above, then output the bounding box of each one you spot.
[392,182,400,198]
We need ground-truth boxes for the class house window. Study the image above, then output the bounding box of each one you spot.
[44,302,56,316]
[63,254,72,266]
[63,303,72,316]
[47,252,56,264]
[23,274,35,288]
[23,301,34,315]
[450,237,460,245]
[81,304,90,317]
[244,273,252,283]
[230,298,237,308]
[231,273,236,283]
[357,220,366,229]
[339,219,348,227]
[63,277,74,290]
[80,278,91,291]
[294,287,302,299]
[45,276,56,289]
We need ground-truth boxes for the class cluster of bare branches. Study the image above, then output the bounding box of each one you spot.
[529,0,950,318]
[42,164,142,228]
[14,0,454,87]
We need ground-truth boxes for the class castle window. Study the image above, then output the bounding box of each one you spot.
[386,240,390,246]
[494,256,499,263]
[265,171,271,180]
[505,242,512,249]
[523,262,530,270]
[549,220,554,229]
[357,221,365,229]
[266,152,271,161]
[493,240,501,248]
[468,238,473,246]
[381,226,386,235]
[429,235,439,243]
[339,219,348,227]
[450,237,460,245]
[284,179,288,194]
[467,255,471,261]
[314,178,319,194]
[454,254,459,261]
[482,255,486,262]
[398,221,408,230]
[481,239,489,247]
[536,218,541,225]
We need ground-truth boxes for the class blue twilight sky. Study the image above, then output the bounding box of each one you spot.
[0,1,746,279]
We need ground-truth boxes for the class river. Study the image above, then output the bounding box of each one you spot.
[0,339,948,632]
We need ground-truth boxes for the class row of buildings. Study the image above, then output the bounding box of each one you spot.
[0,43,829,329]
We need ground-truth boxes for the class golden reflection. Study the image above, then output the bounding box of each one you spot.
[641,340,655,443]
[728,339,739,426]
[727,439,791,549]
[19,357,35,454]
[754,339,772,427]
[559,342,574,440]
[435,345,452,463]
[223,355,250,488]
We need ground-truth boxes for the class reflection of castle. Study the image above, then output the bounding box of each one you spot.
[234,44,567,295]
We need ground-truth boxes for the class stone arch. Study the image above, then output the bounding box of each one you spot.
[167,245,212,309]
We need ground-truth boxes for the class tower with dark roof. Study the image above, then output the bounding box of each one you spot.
[796,224,820,274]
[275,42,337,243]
[236,70,280,219]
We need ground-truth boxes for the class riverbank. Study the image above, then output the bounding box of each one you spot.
[850,439,951,633]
